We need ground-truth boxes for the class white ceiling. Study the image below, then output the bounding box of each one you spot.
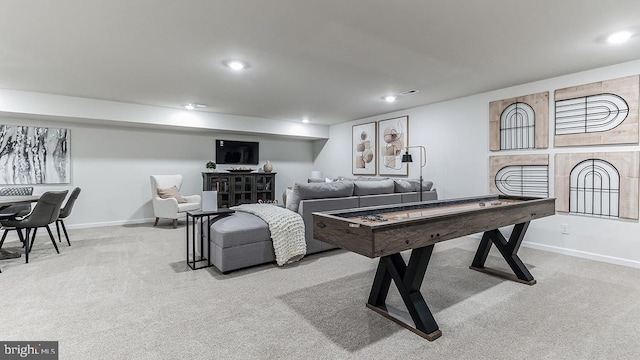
[1,0,640,126]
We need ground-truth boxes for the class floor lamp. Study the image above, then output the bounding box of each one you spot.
[401,145,427,201]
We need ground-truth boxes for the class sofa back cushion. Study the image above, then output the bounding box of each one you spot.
[286,181,355,212]
[355,176,390,181]
[308,176,355,183]
[394,179,434,193]
[353,179,395,196]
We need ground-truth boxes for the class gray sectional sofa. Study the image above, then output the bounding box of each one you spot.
[205,178,437,273]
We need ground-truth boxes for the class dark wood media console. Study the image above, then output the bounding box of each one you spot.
[202,172,276,208]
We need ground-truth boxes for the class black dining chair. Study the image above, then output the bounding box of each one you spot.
[0,190,68,264]
[56,187,81,246]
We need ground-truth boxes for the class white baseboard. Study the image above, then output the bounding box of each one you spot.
[522,241,640,269]
[65,218,156,230]
[469,233,640,269]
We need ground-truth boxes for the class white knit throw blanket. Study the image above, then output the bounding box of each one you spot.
[230,204,306,266]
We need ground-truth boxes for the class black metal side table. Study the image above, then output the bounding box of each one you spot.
[186,208,235,270]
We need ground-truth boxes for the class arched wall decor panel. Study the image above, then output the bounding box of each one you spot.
[489,92,549,151]
[568,159,620,217]
[489,154,549,197]
[556,94,629,135]
[554,75,639,147]
[500,102,536,150]
[555,152,639,220]
[496,165,549,197]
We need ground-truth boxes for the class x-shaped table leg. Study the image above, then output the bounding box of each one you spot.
[470,221,536,285]
[366,244,442,341]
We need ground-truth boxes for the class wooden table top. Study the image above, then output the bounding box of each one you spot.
[312,195,556,258]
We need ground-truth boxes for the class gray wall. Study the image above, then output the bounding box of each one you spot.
[0,118,315,227]
[314,59,640,269]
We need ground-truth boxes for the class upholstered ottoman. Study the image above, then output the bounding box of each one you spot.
[205,211,274,273]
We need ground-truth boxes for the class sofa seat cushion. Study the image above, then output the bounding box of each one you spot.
[210,212,270,248]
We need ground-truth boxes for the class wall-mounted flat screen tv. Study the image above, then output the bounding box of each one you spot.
[215,140,259,165]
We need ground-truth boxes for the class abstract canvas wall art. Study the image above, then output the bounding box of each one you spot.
[352,122,376,175]
[489,154,549,197]
[554,75,639,147]
[378,116,408,176]
[489,92,549,151]
[0,124,70,184]
[555,152,639,220]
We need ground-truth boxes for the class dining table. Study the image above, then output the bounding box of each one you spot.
[0,195,40,261]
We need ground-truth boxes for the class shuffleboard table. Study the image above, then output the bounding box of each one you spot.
[312,195,555,341]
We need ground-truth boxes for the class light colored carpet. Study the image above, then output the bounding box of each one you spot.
[1,223,639,359]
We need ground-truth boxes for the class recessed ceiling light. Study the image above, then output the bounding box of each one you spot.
[223,60,249,71]
[383,95,397,103]
[607,31,633,44]
[184,103,207,110]
[301,118,310,123]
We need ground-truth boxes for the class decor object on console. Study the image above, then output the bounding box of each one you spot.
[263,161,273,173]
[202,172,276,208]
[0,124,70,185]
[227,168,255,173]
[401,145,427,201]
[205,161,217,171]
[150,175,201,228]
[352,122,376,175]
[378,116,408,176]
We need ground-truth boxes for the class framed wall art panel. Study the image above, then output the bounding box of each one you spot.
[0,124,70,184]
[378,116,408,176]
[489,91,549,151]
[554,75,639,147]
[555,151,639,220]
[352,122,377,175]
[489,154,549,197]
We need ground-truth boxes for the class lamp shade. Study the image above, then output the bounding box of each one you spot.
[401,152,413,163]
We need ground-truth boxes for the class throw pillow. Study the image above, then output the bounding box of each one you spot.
[283,187,293,205]
[157,186,187,203]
